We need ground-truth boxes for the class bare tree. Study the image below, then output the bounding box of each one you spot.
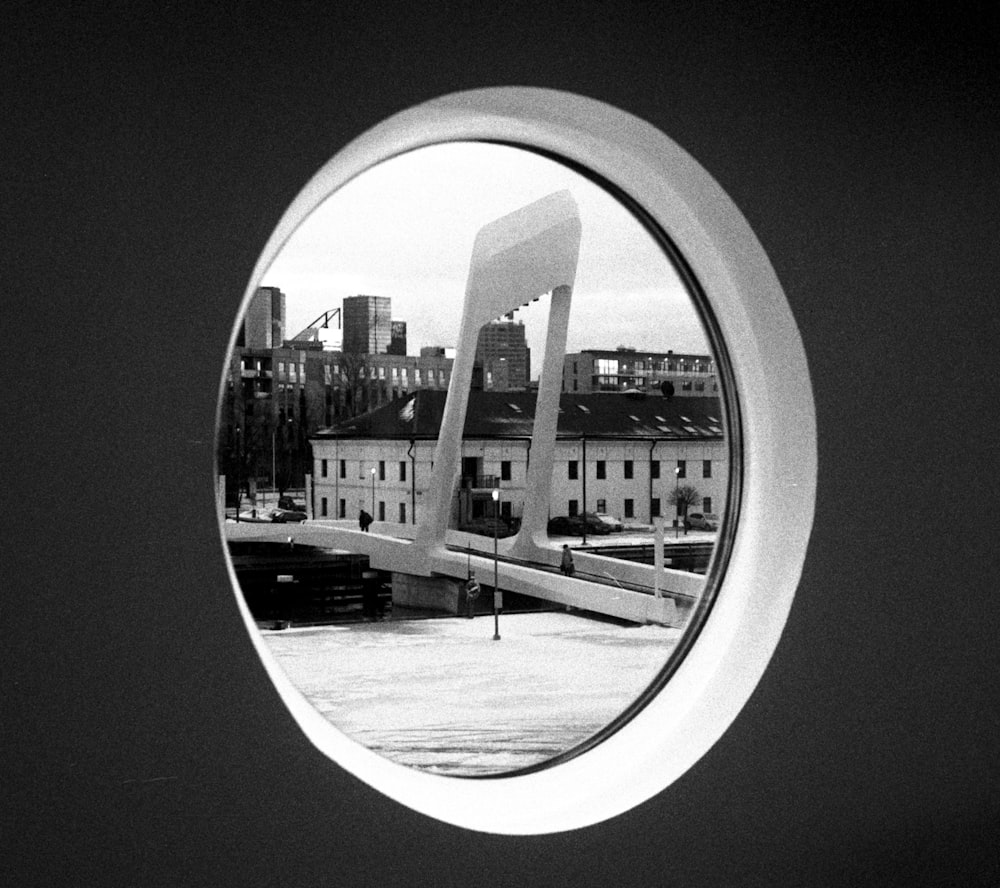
[667,484,702,534]
[241,409,275,515]
[333,349,377,418]
[271,393,311,495]
[217,372,260,518]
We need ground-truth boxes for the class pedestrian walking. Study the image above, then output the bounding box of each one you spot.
[359,509,372,532]
[560,544,575,577]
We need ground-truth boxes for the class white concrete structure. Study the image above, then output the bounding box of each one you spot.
[415,190,581,562]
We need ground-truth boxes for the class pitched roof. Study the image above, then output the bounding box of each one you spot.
[313,390,725,441]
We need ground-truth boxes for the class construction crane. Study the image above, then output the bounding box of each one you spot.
[290,308,341,344]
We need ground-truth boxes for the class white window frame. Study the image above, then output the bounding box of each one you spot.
[233,86,817,837]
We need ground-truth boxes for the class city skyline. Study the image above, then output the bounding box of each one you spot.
[260,142,711,372]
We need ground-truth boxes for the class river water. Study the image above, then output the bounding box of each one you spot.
[262,612,682,775]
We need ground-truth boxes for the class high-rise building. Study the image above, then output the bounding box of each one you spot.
[474,318,530,390]
[240,286,286,348]
[342,295,391,354]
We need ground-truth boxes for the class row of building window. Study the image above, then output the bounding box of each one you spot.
[277,361,306,380]
[321,366,450,387]
[568,459,711,480]
[320,458,712,483]
[361,367,449,385]
[592,358,713,375]
[586,379,716,392]
[320,459,412,482]
[319,497,408,523]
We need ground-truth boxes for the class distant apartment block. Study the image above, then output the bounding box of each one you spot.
[563,348,718,397]
[222,341,454,437]
[312,351,454,425]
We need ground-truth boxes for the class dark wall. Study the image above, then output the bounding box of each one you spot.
[6,3,998,886]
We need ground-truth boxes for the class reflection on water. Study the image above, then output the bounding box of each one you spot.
[263,612,682,775]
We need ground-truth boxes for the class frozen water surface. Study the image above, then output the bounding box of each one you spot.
[263,612,682,775]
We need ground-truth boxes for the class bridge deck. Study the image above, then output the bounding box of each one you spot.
[223,521,708,625]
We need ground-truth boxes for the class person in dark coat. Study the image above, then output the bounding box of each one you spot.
[560,544,575,576]
[359,509,372,532]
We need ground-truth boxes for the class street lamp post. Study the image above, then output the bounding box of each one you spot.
[370,466,376,519]
[235,426,242,523]
[271,427,277,510]
[674,465,681,539]
[492,486,501,641]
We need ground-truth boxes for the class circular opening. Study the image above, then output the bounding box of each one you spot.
[220,141,736,777]
[216,88,816,834]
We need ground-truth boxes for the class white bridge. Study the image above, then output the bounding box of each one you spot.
[226,518,706,626]
[225,192,709,626]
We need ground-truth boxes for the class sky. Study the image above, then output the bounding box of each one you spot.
[261,142,710,374]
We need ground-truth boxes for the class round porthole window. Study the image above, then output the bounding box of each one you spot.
[216,88,816,834]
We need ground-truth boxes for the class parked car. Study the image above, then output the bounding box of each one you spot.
[547,515,611,536]
[580,513,613,534]
[269,508,308,523]
[278,495,306,512]
[547,516,583,536]
[684,512,719,531]
[585,511,623,532]
[458,517,514,538]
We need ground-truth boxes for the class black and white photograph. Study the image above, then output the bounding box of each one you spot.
[5,2,998,886]
[221,141,730,776]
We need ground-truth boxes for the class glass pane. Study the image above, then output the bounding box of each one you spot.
[218,141,733,776]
